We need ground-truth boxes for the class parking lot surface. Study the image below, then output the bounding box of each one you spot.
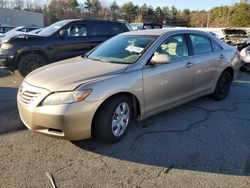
[1,69,250,187]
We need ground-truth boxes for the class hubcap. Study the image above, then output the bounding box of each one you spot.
[112,102,130,137]
[25,57,43,72]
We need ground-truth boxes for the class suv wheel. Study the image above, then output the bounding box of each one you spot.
[210,71,232,101]
[18,54,46,77]
[93,96,133,143]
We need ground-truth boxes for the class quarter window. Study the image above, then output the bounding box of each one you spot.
[190,34,213,55]
[154,35,188,59]
[211,40,223,51]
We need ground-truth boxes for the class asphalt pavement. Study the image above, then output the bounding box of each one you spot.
[0,69,250,187]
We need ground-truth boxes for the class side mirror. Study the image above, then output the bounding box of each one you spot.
[150,54,170,65]
[59,30,67,37]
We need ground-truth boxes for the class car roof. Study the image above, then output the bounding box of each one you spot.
[57,19,124,24]
[121,28,214,36]
[120,29,178,36]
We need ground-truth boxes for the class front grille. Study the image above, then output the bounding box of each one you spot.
[19,90,41,105]
[18,82,50,106]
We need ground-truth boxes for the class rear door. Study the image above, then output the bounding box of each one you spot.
[85,22,112,50]
[188,33,225,94]
[142,34,196,114]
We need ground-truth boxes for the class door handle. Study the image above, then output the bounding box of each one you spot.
[186,62,193,68]
[219,54,225,59]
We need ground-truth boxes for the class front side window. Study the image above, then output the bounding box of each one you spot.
[66,25,87,37]
[87,35,157,64]
[154,35,188,59]
[190,34,213,55]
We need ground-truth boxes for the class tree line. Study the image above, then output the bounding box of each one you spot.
[1,0,250,27]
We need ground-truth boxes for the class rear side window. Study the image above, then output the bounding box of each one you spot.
[190,34,213,55]
[88,23,108,36]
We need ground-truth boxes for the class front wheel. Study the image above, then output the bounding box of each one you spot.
[18,54,47,77]
[210,71,232,101]
[93,96,133,143]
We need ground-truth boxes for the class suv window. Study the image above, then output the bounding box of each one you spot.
[18,28,26,32]
[66,25,87,37]
[154,35,188,59]
[110,23,125,35]
[88,23,108,36]
[190,34,213,55]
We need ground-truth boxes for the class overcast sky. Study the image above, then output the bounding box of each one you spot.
[78,0,239,10]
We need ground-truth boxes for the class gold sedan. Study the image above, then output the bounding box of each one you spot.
[17,29,240,143]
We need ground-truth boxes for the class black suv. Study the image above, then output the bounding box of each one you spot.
[0,19,130,76]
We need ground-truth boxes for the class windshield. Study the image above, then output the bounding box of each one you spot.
[39,21,68,36]
[87,35,157,64]
[6,26,23,34]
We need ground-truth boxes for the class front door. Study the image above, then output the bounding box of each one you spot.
[52,24,90,61]
[142,34,195,114]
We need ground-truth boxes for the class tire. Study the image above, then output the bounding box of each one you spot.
[93,95,133,143]
[18,54,47,77]
[210,71,232,101]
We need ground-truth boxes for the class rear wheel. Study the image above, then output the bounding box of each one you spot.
[93,95,133,143]
[18,54,47,77]
[210,71,232,101]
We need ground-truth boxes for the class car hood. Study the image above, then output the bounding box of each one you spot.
[25,56,129,91]
[0,31,44,42]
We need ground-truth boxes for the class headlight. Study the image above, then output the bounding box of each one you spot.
[42,89,92,106]
[0,43,13,50]
[240,47,250,57]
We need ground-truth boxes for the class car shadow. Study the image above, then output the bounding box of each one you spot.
[0,87,25,135]
[73,73,250,176]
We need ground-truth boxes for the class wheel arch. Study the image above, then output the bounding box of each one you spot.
[91,91,142,137]
[222,66,234,80]
[14,50,49,68]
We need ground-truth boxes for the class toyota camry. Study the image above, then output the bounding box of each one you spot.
[17,29,240,143]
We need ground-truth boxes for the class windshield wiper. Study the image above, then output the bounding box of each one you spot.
[86,57,111,63]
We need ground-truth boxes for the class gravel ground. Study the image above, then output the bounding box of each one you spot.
[0,69,250,187]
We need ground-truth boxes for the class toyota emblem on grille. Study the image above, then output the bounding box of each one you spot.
[19,85,24,94]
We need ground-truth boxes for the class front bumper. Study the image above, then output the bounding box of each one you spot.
[0,53,15,69]
[17,82,103,141]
